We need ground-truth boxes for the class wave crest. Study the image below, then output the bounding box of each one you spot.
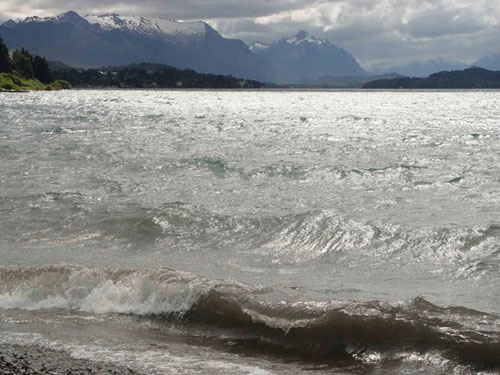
[0,265,499,369]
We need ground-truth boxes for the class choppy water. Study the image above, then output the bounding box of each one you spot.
[1,89,500,374]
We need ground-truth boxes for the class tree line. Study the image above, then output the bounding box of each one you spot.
[2,34,263,89]
[0,35,53,83]
[52,63,265,89]
[362,67,500,89]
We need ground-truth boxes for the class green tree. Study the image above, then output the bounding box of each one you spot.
[12,48,34,79]
[32,55,53,84]
[0,36,12,73]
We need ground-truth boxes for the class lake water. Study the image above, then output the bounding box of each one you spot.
[1,89,499,374]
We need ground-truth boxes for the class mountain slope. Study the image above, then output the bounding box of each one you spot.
[308,73,406,88]
[474,52,500,71]
[371,59,469,77]
[363,67,500,89]
[251,31,366,84]
[0,11,272,81]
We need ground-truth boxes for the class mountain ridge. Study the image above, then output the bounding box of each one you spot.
[363,67,500,89]
[0,11,272,81]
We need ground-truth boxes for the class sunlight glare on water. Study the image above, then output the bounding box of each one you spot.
[1,89,500,374]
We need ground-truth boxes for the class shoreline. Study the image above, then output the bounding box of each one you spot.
[0,343,142,375]
[0,89,29,93]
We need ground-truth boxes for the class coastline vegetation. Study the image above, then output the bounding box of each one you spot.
[51,62,264,89]
[0,36,71,91]
[363,67,500,89]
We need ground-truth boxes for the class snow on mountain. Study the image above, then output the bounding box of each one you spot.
[84,14,206,37]
[14,11,206,38]
[251,30,366,83]
[249,42,270,53]
[284,31,325,46]
[20,11,84,25]
[21,15,60,23]
[1,19,17,28]
[0,10,271,81]
[250,31,326,54]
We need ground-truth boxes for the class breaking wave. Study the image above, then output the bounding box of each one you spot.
[4,192,500,282]
[0,265,498,370]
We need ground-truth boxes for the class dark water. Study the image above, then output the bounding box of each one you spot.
[0,90,499,374]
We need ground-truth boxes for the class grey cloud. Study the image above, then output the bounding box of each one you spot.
[1,0,319,20]
[403,5,486,38]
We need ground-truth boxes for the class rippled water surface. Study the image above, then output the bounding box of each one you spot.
[1,90,500,374]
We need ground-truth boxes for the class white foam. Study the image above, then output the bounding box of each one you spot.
[0,266,210,315]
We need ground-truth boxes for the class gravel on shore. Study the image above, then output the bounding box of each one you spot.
[0,344,143,375]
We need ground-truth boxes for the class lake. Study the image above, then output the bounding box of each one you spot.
[1,89,499,374]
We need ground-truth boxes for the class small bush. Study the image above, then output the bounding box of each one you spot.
[10,75,23,86]
[54,80,71,89]
[2,82,19,91]
[0,74,21,90]
[0,72,70,91]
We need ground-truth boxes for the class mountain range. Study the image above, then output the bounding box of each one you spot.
[0,11,271,81]
[0,11,366,84]
[2,10,499,84]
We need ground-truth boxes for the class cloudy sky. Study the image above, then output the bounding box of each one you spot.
[1,0,500,68]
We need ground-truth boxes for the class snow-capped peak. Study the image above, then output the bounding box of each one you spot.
[1,19,17,28]
[84,13,206,37]
[20,11,82,24]
[15,11,206,39]
[249,42,270,51]
[284,31,326,46]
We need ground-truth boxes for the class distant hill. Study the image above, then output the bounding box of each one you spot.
[50,62,264,89]
[363,67,500,89]
[303,73,405,88]
[371,59,469,78]
[0,11,272,82]
[250,31,366,84]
